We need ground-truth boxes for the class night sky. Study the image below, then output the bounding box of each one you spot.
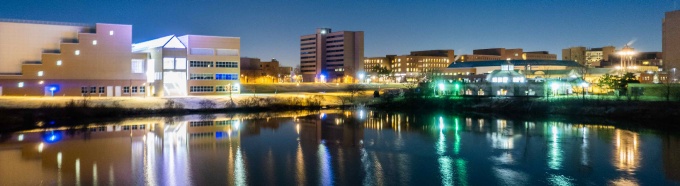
[0,0,676,67]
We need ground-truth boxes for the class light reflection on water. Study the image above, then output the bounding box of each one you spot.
[0,111,679,185]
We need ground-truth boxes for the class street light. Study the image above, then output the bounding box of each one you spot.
[358,73,365,84]
[49,87,56,97]
[550,82,560,96]
[580,82,589,102]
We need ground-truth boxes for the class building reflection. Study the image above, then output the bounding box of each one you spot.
[613,129,640,172]
[663,135,680,182]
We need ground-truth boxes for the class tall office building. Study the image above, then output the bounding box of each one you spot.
[663,10,680,82]
[300,28,364,83]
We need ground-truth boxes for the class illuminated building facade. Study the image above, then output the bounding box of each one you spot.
[300,28,364,83]
[0,19,148,97]
[0,19,240,97]
[364,50,454,82]
[562,46,615,67]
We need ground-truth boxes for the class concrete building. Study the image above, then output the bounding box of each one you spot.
[664,10,680,83]
[563,46,615,67]
[300,28,364,83]
[442,60,582,76]
[0,19,240,97]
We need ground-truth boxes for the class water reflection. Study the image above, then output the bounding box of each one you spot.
[0,111,678,185]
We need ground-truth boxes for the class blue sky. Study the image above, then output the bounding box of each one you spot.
[0,0,676,67]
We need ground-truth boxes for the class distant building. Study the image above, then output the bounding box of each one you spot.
[239,57,293,83]
[0,19,240,97]
[442,60,581,76]
[663,10,680,82]
[563,46,615,67]
[364,50,454,82]
[457,48,556,62]
[300,28,364,83]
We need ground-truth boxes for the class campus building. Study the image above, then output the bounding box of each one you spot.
[562,46,616,67]
[300,28,364,83]
[457,48,557,62]
[132,35,240,96]
[364,50,454,82]
[664,10,680,83]
[0,19,240,97]
[239,57,295,83]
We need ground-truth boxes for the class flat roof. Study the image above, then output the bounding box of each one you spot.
[0,18,91,27]
[447,60,582,68]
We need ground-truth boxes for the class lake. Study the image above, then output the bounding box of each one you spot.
[0,110,679,185]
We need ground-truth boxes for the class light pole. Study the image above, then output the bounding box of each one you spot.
[580,82,589,103]
[49,87,56,97]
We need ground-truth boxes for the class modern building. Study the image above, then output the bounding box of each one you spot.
[300,28,364,83]
[0,19,148,97]
[562,46,615,67]
[457,48,556,62]
[132,35,241,96]
[664,10,680,83]
[0,19,240,97]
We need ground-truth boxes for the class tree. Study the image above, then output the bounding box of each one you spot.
[372,66,392,83]
[345,84,365,104]
[618,72,640,96]
[596,73,620,94]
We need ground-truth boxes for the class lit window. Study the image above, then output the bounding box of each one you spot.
[131,59,144,73]
[37,71,43,76]
[92,40,97,45]
[56,60,62,66]
[109,30,114,35]
[18,82,24,87]
[163,58,175,69]
[75,50,80,55]
[39,81,44,84]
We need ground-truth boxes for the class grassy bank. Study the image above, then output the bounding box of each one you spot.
[370,96,680,128]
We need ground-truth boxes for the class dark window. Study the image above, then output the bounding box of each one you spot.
[98,87,105,93]
[90,87,96,93]
[123,87,130,93]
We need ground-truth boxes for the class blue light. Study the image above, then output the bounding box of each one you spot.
[42,131,63,143]
[215,132,225,139]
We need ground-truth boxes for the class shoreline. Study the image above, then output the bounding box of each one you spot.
[1,95,680,133]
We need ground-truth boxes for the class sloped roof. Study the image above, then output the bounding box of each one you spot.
[131,35,186,52]
[447,60,582,68]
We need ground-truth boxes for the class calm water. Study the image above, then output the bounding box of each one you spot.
[1,110,679,186]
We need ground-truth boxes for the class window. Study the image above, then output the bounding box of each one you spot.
[190,73,213,80]
[92,40,97,45]
[190,48,214,55]
[132,125,138,130]
[132,86,138,93]
[190,86,214,92]
[123,125,130,130]
[109,30,114,35]
[18,82,24,88]
[75,50,80,55]
[190,61,213,67]
[90,87,96,93]
[99,87,105,93]
[215,73,238,80]
[37,71,43,76]
[215,61,238,68]
[216,86,227,92]
[175,58,187,69]
[132,59,145,73]
[216,49,239,56]
[163,58,174,69]
[81,87,87,93]
[123,86,130,93]
[231,84,239,92]
[56,60,62,66]
[140,86,145,93]
[190,121,214,127]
